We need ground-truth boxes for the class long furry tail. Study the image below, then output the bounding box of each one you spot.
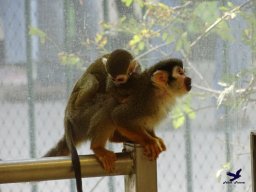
[43,120,83,192]
[65,120,83,192]
[44,136,69,157]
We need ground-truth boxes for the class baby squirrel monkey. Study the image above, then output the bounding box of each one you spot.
[44,49,140,192]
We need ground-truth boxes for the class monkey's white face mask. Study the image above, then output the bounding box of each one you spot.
[103,57,139,85]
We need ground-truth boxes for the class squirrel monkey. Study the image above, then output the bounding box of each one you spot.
[89,58,192,172]
[44,49,140,192]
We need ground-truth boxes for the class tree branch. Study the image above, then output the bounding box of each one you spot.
[136,0,252,59]
[192,84,221,95]
[180,49,212,89]
[190,0,252,48]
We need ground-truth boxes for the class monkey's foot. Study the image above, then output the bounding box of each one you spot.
[143,139,164,160]
[94,148,117,172]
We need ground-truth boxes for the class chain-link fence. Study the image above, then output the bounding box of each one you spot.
[0,0,255,192]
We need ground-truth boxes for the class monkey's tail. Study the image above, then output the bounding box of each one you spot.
[66,120,83,192]
[44,136,69,157]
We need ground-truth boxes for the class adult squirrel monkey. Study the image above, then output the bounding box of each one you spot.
[89,58,192,171]
[44,49,140,192]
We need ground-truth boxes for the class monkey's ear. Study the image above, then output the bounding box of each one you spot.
[102,57,108,65]
[151,70,168,85]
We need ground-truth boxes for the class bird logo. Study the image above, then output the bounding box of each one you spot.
[226,169,242,182]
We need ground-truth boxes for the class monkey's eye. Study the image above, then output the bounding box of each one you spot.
[177,68,185,75]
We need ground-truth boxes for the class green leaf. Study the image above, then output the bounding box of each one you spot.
[95,33,108,48]
[227,2,234,8]
[223,162,231,169]
[162,32,168,41]
[58,52,81,67]
[214,20,234,42]
[122,0,133,7]
[166,34,175,44]
[187,19,203,34]
[173,115,185,129]
[193,1,219,24]
[175,37,183,52]
[219,6,229,12]
[183,103,196,120]
[69,54,80,65]
[175,32,189,52]
[129,35,141,46]
[138,42,145,51]
[135,0,144,8]
[29,26,47,44]
[172,107,185,129]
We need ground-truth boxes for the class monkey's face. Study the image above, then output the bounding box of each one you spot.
[104,49,139,85]
[169,66,192,95]
[151,65,192,97]
[110,60,140,86]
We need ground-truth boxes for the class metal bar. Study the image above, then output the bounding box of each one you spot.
[124,143,157,192]
[251,132,256,192]
[184,116,193,192]
[25,1,37,191]
[25,0,36,160]
[0,152,133,184]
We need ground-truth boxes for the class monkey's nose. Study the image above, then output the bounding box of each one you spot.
[114,76,128,85]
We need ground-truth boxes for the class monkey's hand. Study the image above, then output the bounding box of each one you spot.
[143,138,165,160]
[154,137,166,151]
[93,148,117,172]
[146,131,166,155]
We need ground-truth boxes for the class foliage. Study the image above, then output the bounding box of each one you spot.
[99,1,246,55]
[29,26,82,69]
[29,26,47,44]
[29,0,256,129]
[58,52,82,68]
[96,0,255,128]
[171,96,195,129]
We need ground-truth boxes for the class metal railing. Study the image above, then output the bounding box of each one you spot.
[0,143,158,192]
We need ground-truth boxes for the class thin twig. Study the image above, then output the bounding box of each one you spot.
[171,105,216,120]
[173,1,192,10]
[192,84,221,95]
[190,0,252,48]
[180,49,212,89]
[135,42,169,60]
[136,1,252,59]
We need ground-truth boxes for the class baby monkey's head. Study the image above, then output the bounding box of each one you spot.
[150,58,192,97]
[103,49,140,85]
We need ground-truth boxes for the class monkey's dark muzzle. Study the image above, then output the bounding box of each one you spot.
[185,77,192,91]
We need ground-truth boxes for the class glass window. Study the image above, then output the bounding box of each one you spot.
[0,0,255,191]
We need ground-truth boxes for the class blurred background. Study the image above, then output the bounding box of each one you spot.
[0,0,255,192]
